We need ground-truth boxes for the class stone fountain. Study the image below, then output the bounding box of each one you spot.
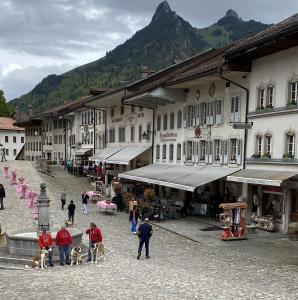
[4,183,83,258]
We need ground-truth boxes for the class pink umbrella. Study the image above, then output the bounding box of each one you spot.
[16,177,25,193]
[20,183,29,199]
[10,171,17,185]
[3,166,9,178]
[27,190,38,208]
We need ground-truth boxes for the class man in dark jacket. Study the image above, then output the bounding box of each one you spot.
[67,200,76,224]
[0,184,5,210]
[137,218,153,260]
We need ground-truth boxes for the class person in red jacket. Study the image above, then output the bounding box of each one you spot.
[86,222,103,262]
[55,225,72,266]
[38,228,54,267]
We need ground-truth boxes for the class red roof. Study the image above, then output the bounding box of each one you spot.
[0,117,24,131]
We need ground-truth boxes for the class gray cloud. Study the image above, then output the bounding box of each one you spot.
[1,64,74,100]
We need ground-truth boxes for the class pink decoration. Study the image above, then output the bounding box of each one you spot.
[10,171,17,185]
[3,166,9,178]
[27,190,38,208]
[20,183,29,199]
[16,177,25,193]
[97,200,117,211]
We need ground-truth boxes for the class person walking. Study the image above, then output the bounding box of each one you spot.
[67,200,76,224]
[81,191,89,215]
[55,225,72,266]
[86,222,103,262]
[38,228,54,267]
[137,218,153,260]
[129,205,140,234]
[0,184,6,210]
[60,190,66,210]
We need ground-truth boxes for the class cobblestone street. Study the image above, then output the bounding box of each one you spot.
[0,162,298,300]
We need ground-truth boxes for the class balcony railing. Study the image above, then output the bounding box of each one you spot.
[248,103,298,117]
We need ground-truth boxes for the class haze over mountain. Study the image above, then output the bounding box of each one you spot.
[10,1,270,113]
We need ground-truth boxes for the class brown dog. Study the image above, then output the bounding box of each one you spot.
[91,242,105,263]
[32,249,47,269]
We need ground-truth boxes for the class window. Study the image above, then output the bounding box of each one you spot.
[131,106,135,113]
[90,131,93,144]
[289,81,298,104]
[156,115,161,131]
[156,145,160,160]
[169,144,174,162]
[186,141,193,162]
[162,145,167,160]
[230,139,237,162]
[121,106,124,115]
[177,144,181,161]
[286,134,295,157]
[214,100,223,124]
[202,102,208,125]
[214,139,221,161]
[170,113,175,129]
[109,128,115,143]
[230,96,240,122]
[256,136,262,156]
[200,141,206,161]
[5,149,9,156]
[119,127,125,143]
[131,126,135,142]
[138,125,142,142]
[187,105,195,127]
[258,88,265,109]
[13,136,16,143]
[265,135,272,156]
[39,142,41,151]
[267,86,274,107]
[177,111,182,129]
[146,124,151,141]
[163,114,168,130]
[54,136,57,144]
[5,136,8,143]
[111,108,114,118]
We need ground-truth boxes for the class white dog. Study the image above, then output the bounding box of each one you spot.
[70,247,82,265]
[32,249,47,269]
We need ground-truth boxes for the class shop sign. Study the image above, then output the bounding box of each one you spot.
[160,132,178,142]
[112,117,123,123]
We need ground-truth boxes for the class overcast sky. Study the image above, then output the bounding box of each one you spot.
[1,0,298,101]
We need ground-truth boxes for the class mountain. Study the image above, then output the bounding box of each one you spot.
[10,1,271,113]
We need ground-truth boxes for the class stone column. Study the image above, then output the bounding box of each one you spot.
[37,183,50,232]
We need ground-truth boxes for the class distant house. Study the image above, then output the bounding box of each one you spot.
[0,117,25,160]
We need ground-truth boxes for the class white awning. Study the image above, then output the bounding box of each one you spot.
[106,146,151,165]
[88,146,123,162]
[75,148,92,155]
[119,164,240,192]
[227,169,297,186]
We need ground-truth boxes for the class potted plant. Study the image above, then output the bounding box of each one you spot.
[262,152,271,159]
[251,153,261,159]
[283,153,295,160]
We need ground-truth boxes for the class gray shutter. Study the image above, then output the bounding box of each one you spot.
[205,141,208,163]
[208,141,213,163]
[183,141,186,163]
[191,106,196,127]
[191,141,195,163]
[195,105,200,126]
[208,102,214,125]
[236,139,242,165]
[223,140,228,164]
[183,107,187,128]
[220,140,224,164]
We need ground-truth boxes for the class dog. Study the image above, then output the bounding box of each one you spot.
[32,249,48,269]
[91,242,105,263]
[70,247,82,265]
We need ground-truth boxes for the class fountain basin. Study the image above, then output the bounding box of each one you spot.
[5,228,83,257]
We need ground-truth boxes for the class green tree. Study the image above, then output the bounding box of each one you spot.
[0,90,14,117]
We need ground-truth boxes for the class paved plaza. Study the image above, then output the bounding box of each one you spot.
[0,161,298,299]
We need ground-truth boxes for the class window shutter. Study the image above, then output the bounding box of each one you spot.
[236,139,242,165]
[205,141,209,163]
[208,141,213,163]
[183,107,187,128]
[191,106,196,127]
[235,97,240,122]
[192,141,195,163]
[230,97,235,122]
[215,100,223,124]
[183,141,186,163]
[220,140,224,164]
[200,103,204,126]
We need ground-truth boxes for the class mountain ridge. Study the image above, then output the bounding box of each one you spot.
[10,1,271,113]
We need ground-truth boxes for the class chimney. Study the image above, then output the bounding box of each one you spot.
[28,104,33,116]
[141,66,155,79]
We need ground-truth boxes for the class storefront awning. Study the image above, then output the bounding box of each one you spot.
[88,146,123,162]
[227,169,297,186]
[119,164,240,192]
[106,146,151,165]
[75,148,92,156]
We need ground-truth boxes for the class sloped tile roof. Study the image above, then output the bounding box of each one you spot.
[0,117,24,131]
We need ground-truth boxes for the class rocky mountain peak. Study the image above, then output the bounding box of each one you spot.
[152,1,173,22]
[225,9,240,19]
